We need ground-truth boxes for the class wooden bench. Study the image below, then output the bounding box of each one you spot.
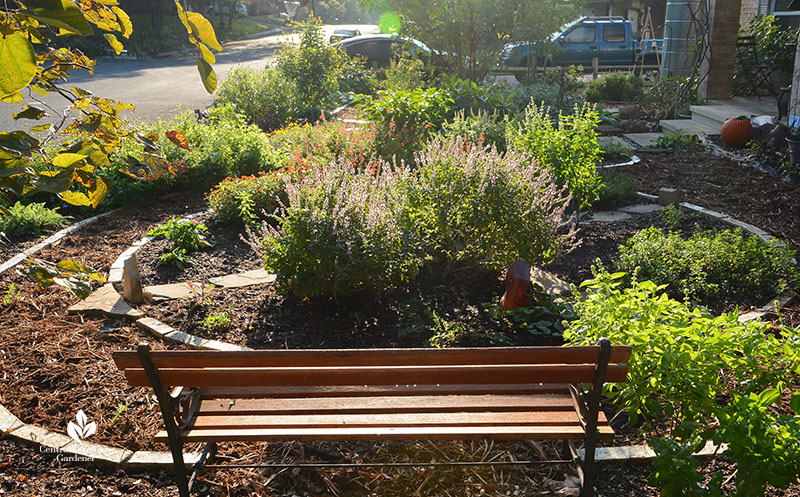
[113,339,630,497]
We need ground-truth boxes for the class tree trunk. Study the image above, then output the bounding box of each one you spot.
[150,0,164,34]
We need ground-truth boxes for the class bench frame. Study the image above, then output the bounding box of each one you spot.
[122,339,623,497]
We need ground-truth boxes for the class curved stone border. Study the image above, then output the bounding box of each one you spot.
[0,210,116,276]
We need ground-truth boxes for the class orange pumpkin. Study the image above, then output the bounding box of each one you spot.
[720,116,753,148]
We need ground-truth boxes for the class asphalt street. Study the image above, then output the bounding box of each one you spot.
[0,24,378,133]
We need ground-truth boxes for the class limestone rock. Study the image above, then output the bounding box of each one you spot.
[67,283,144,319]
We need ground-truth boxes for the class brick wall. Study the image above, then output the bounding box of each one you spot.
[699,0,743,99]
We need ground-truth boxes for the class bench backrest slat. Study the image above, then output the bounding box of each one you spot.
[112,345,631,370]
[122,363,629,388]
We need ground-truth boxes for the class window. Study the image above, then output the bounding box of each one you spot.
[603,24,626,43]
[773,0,800,12]
[564,26,596,43]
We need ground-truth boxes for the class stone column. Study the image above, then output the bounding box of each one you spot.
[698,0,743,100]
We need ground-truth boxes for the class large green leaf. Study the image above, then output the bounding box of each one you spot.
[186,12,222,51]
[196,57,217,93]
[25,0,94,36]
[0,32,37,96]
[52,152,87,168]
[0,150,28,178]
[0,131,39,155]
[60,190,92,206]
[13,105,47,121]
[33,169,74,193]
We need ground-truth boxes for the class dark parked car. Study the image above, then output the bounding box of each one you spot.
[329,28,362,43]
[334,34,431,68]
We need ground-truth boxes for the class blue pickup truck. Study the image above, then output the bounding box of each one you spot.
[502,17,663,69]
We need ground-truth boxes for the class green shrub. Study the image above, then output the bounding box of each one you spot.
[268,120,378,170]
[616,227,797,311]
[408,136,576,269]
[147,218,211,268]
[442,110,509,153]
[357,88,453,162]
[439,75,518,115]
[215,66,299,130]
[103,111,285,207]
[383,57,427,92]
[276,19,349,115]
[650,129,699,149]
[0,201,69,238]
[207,169,300,227]
[507,102,603,207]
[565,269,800,497]
[254,159,420,300]
[734,15,797,96]
[338,56,377,95]
[593,170,638,210]
[584,72,644,102]
[646,76,701,118]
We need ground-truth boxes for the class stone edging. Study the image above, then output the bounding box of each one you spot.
[0,210,116,277]
[600,154,641,169]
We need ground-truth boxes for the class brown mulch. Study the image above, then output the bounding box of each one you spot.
[625,146,800,253]
[1,143,799,496]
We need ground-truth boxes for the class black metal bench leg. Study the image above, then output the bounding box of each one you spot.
[137,344,191,497]
[581,338,611,497]
[188,442,217,494]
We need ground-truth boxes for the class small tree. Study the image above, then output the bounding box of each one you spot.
[276,18,347,114]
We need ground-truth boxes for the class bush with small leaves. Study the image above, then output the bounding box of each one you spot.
[408,136,577,270]
[507,102,603,207]
[583,72,644,102]
[147,218,211,268]
[616,227,797,312]
[442,110,509,153]
[215,66,300,130]
[251,159,420,300]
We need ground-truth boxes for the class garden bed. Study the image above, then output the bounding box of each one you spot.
[1,145,799,496]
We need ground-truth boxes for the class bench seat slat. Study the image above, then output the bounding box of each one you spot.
[190,410,606,429]
[197,395,576,415]
[112,346,632,369]
[124,364,629,388]
[198,383,571,399]
[157,425,617,443]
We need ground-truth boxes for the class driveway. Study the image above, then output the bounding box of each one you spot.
[0,24,378,132]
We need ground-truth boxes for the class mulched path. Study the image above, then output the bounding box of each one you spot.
[1,142,799,496]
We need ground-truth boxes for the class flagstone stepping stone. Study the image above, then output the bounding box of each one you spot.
[67,283,144,319]
[144,282,198,302]
[209,269,277,288]
[618,203,664,215]
[579,211,632,224]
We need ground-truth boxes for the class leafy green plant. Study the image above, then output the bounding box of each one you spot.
[357,88,453,162]
[215,66,300,130]
[0,202,69,239]
[207,169,299,227]
[253,159,421,300]
[650,130,699,149]
[645,76,701,119]
[442,110,509,153]
[276,18,349,116]
[427,309,470,348]
[408,136,577,270]
[483,290,575,337]
[584,73,644,102]
[616,227,797,311]
[200,306,233,333]
[268,120,378,170]
[659,204,686,230]
[3,284,18,307]
[147,218,211,268]
[384,57,427,92]
[593,170,638,210]
[439,75,518,115]
[103,110,286,207]
[734,15,798,96]
[507,102,603,207]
